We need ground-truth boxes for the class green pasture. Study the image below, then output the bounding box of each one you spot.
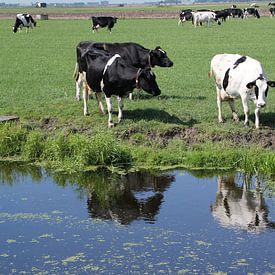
[0,16,275,174]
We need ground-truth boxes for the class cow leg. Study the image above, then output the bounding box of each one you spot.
[228,99,239,122]
[95,92,105,114]
[76,77,82,101]
[216,87,224,123]
[241,96,250,127]
[117,96,123,123]
[83,83,90,116]
[254,107,260,129]
[105,96,114,128]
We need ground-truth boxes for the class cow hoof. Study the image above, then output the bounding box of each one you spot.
[84,112,90,116]
[108,122,115,128]
[76,97,81,101]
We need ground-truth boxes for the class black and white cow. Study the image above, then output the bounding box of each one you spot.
[13,13,37,33]
[91,16,118,33]
[215,10,230,22]
[268,2,275,6]
[270,7,275,16]
[226,8,244,18]
[74,41,173,101]
[243,8,260,19]
[178,9,193,25]
[80,49,161,127]
[192,11,221,27]
[209,54,275,128]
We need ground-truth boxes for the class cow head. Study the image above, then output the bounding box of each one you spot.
[246,77,275,108]
[149,47,173,68]
[12,26,18,33]
[137,69,161,96]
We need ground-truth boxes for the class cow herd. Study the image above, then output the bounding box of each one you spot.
[11,10,275,128]
[179,3,275,27]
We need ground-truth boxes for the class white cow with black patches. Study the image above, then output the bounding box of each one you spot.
[209,54,275,128]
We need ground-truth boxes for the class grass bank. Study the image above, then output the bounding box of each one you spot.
[0,17,274,175]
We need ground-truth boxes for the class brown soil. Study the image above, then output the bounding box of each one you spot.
[0,9,272,20]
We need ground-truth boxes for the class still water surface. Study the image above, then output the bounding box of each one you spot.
[0,163,274,274]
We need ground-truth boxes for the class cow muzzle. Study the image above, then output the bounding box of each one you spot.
[257,102,266,108]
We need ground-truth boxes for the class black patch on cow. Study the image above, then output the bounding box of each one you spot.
[255,85,259,99]
[223,68,230,91]
[233,56,246,69]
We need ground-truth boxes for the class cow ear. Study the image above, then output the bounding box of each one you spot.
[267,81,275,87]
[246,81,256,89]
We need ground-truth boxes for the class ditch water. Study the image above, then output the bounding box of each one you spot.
[0,163,274,274]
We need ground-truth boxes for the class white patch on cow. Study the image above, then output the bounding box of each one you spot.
[102,54,121,75]
[17,14,28,26]
[158,48,165,54]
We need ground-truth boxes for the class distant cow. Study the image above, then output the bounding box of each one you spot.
[226,8,244,18]
[215,10,230,22]
[209,54,275,128]
[192,11,221,27]
[178,10,193,25]
[244,8,260,18]
[91,16,118,33]
[80,49,161,127]
[74,41,173,102]
[13,13,37,33]
[268,2,275,6]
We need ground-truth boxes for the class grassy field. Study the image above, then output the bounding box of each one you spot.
[0,15,275,174]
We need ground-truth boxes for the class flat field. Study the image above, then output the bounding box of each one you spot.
[0,15,275,172]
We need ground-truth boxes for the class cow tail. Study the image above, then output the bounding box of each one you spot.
[73,62,79,81]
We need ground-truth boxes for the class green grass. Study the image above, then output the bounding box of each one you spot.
[0,16,275,174]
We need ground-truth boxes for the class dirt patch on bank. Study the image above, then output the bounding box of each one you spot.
[117,126,275,150]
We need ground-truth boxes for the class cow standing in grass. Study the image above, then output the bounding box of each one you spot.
[192,11,221,27]
[74,41,173,103]
[209,54,275,128]
[13,14,36,33]
[80,49,161,127]
[91,16,118,33]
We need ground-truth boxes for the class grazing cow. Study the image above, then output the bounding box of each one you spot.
[192,11,221,27]
[270,7,275,16]
[13,13,37,33]
[80,49,161,127]
[74,41,173,102]
[211,175,275,232]
[243,8,260,19]
[268,2,275,6]
[209,54,275,128]
[226,8,244,18]
[91,16,118,33]
[215,10,230,22]
[178,10,193,25]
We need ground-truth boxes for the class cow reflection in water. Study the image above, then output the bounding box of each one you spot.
[87,172,174,225]
[211,175,275,232]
